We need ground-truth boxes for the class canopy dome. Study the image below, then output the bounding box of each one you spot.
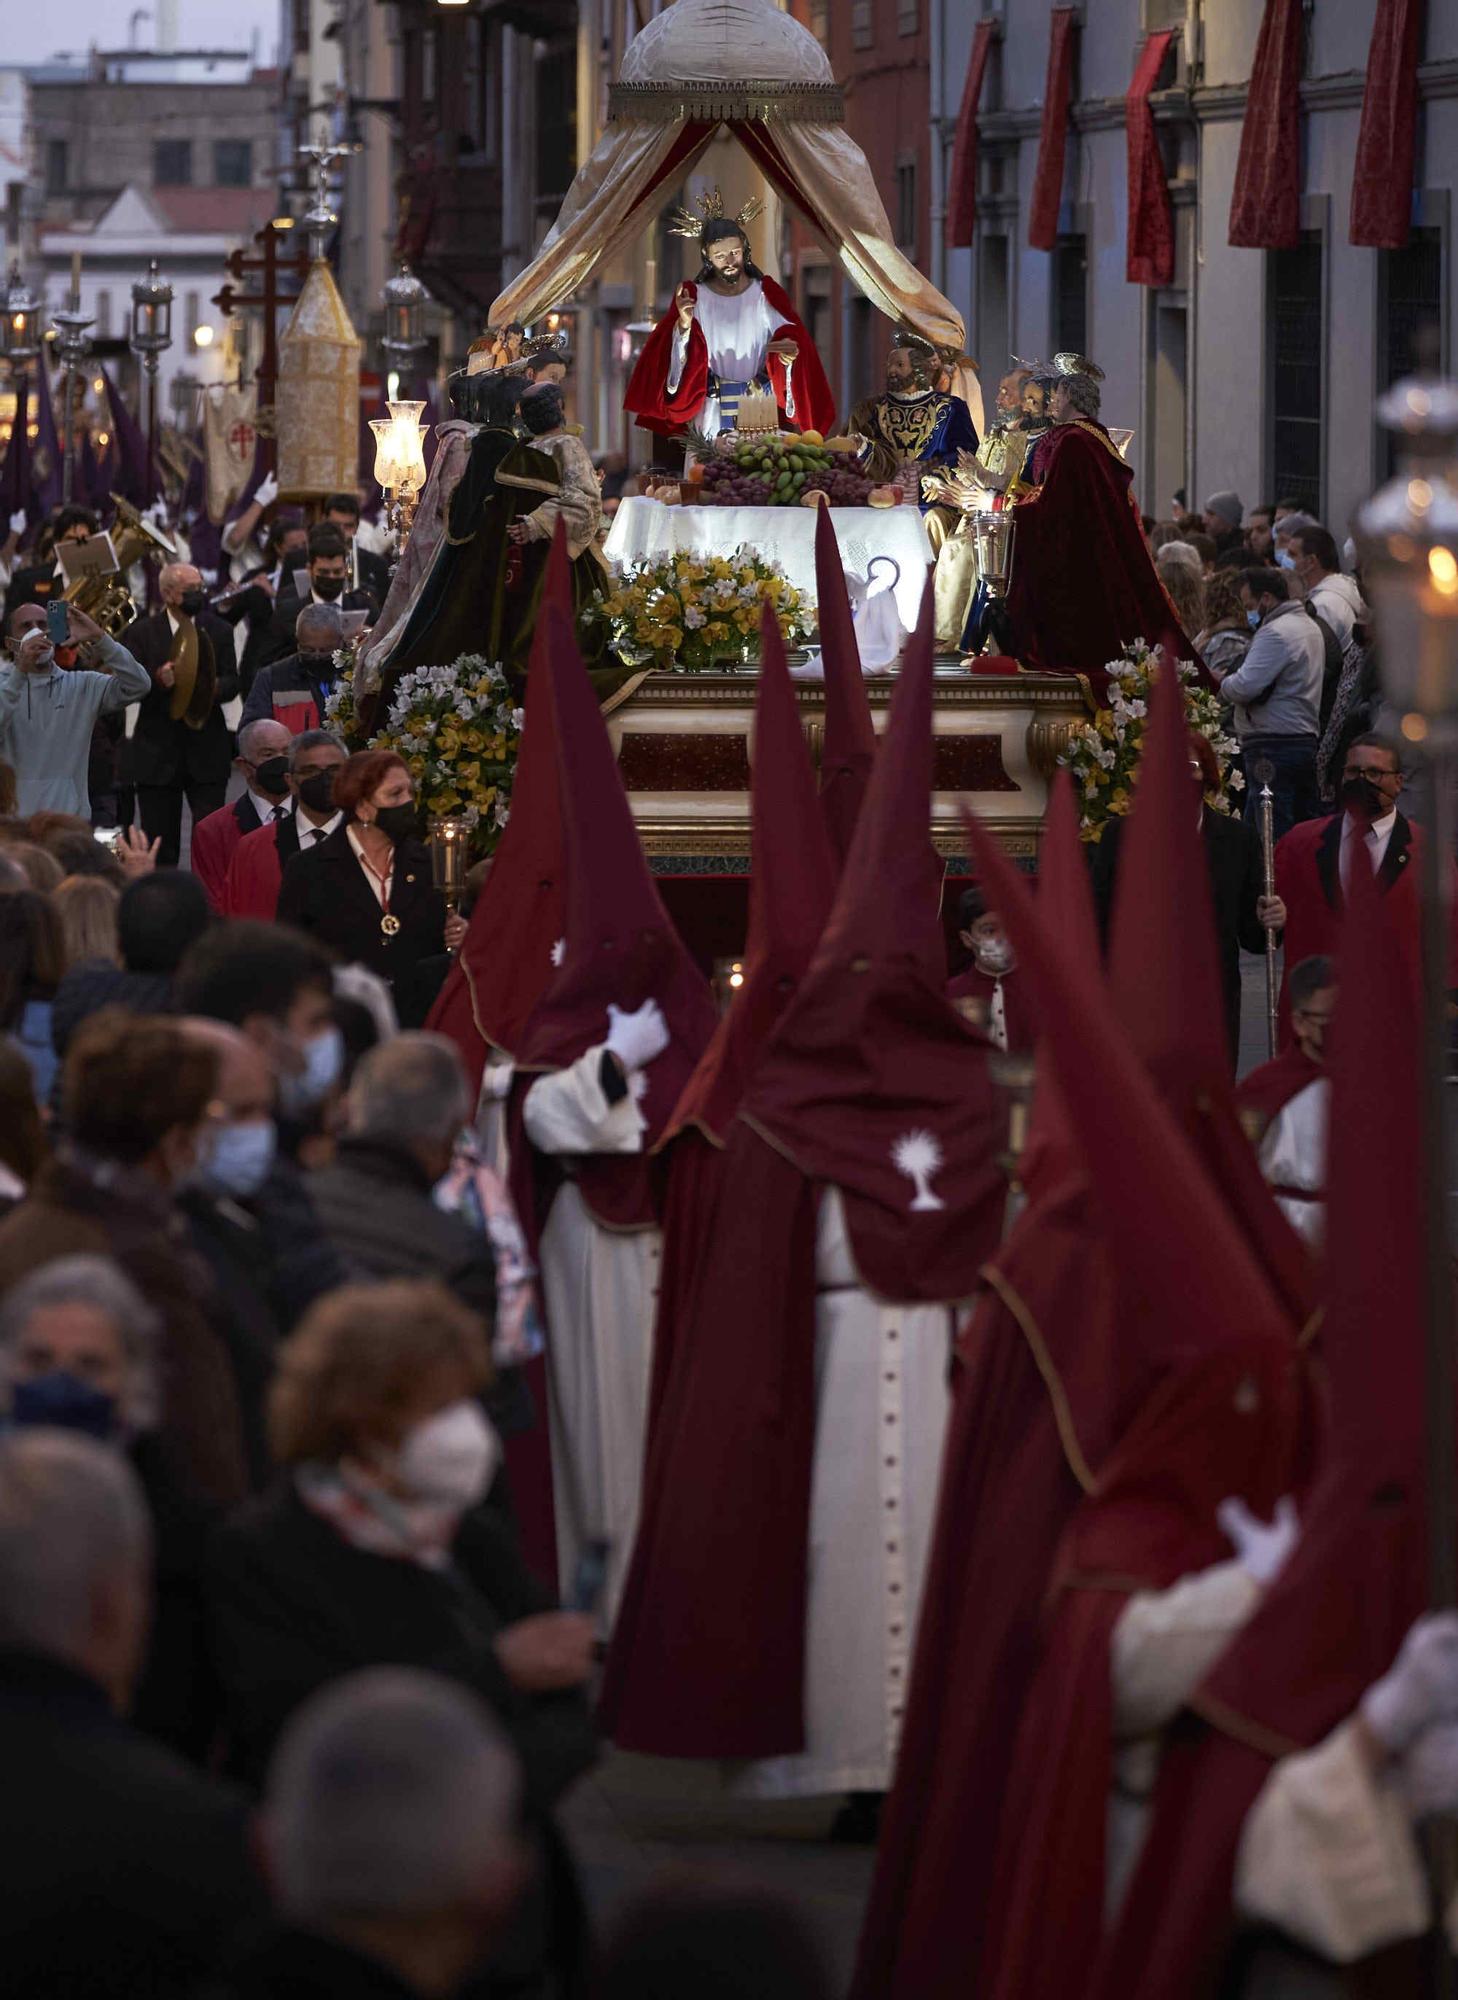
[612,0,842,123]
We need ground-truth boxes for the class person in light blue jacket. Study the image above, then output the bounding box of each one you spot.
[0,604,151,817]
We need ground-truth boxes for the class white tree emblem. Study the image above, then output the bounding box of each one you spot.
[550,937,566,967]
[892,1130,946,1212]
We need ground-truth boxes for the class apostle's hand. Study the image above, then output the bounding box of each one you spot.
[604,997,669,1073]
[506,522,530,545]
[495,1611,597,1692]
[1217,1494,1298,1586]
[767,339,799,362]
[1362,1611,1458,1755]
[1256,894,1286,931]
[675,283,695,333]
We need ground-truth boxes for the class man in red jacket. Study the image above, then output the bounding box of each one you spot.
[1256,731,1458,1036]
[223,729,346,921]
[189,719,294,914]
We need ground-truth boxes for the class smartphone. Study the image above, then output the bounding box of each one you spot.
[46,599,69,644]
[568,1539,611,1618]
[93,827,122,849]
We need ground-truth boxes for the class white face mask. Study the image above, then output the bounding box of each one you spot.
[395,1400,500,1510]
[974,936,1015,977]
[278,1023,345,1115]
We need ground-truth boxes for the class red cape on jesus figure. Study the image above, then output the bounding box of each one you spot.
[624,209,835,440]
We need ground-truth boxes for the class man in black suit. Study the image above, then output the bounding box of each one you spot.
[0,1430,263,1997]
[123,561,239,866]
[256,523,376,670]
[1091,736,1266,1063]
[324,488,392,601]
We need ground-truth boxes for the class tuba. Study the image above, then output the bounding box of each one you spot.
[62,495,178,635]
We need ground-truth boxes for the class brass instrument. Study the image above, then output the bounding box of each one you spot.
[62,495,178,634]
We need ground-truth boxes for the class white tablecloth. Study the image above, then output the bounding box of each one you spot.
[603,497,932,636]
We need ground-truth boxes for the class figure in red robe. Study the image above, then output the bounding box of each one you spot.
[1005,357,1199,704]
[624,213,835,441]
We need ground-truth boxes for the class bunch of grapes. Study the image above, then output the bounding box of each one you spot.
[691,437,878,508]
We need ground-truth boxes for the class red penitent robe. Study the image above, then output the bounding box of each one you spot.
[623,277,836,439]
[1006,420,1201,703]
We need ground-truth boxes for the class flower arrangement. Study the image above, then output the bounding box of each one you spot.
[1059,640,1243,842]
[590,548,810,673]
[328,653,524,853]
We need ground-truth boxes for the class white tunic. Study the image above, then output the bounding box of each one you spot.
[728,1187,955,1800]
[522,1046,659,1629]
[667,279,783,436]
[1257,1076,1329,1248]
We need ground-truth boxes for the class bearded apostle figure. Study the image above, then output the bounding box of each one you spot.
[624,192,835,440]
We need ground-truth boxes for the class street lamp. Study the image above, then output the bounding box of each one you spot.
[381,262,430,390]
[129,258,174,505]
[51,261,95,505]
[1,262,42,477]
[1355,375,1458,1632]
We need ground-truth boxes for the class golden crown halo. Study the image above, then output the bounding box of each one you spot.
[665,187,766,240]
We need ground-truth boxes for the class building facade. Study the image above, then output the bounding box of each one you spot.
[929,0,1456,539]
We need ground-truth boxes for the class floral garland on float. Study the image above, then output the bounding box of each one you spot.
[588,548,811,673]
[327,652,524,855]
[1059,639,1243,842]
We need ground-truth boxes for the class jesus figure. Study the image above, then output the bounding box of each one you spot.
[625,202,835,441]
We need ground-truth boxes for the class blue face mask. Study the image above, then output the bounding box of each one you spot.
[279,1024,345,1116]
[196,1118,277,1199]
[1247,608,1262,629]
[1276,548,1297,571]
[12,1372,119,1441]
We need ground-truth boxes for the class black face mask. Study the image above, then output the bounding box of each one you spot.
[179,588,206,617]
[253,754,291,797]
[1339,771,1388,821]
[312,574,346,602]
[296,770,337,815]
[298,651,336,676]
[373,801,421,844]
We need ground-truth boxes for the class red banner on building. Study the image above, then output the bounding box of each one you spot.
[947,20,998,248]
[1350,0,1425,248]
[1127,31,1175,285]
[1228,0,1305,248]
[1028,8,1077,252]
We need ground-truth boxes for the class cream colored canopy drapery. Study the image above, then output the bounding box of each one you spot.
[489,0,973,416]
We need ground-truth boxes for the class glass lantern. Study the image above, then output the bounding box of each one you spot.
[1,262,42,369]
[386,400,429,494]
[129,259,174,363]
[381,263,429,373]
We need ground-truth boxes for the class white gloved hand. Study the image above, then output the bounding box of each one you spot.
[8,510,24,536]
[1400,1721,1458,1819]
[604,999,669,1074]
[1363,1612,1458,1754]
[254,470,279,509]
[1217,1494,1299,1587]
[481,1062,513,1103]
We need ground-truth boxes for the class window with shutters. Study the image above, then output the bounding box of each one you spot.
[1267,234,1324,518]
[1378,226,1443,479]
[1053,234,1087,354]
[899,0,919,32]
[852,0,874,52]
[153,140,192,187]
[896,155,918,254]
[46,140,67,194]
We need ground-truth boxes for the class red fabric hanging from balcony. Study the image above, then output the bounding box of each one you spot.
[1228,0,1305,248]
[1028,8,1077,252]
[1350,0,1425,248]
[1127,31,1175,285]
[947,19,998,248]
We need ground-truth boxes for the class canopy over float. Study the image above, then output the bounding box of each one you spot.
[489,0,975,423]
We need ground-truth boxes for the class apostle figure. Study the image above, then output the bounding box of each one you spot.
[1004,353,1198,702]
[846,333,978,549]
[624,191,835,440]
[600,589,1006,1821]
[929,362,1049,654]
[506,599,717,1624]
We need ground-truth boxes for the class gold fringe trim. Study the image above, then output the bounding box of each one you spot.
[1190,1690,1303,1764]
[608,81,845,125]
[979,1262,1098,1495]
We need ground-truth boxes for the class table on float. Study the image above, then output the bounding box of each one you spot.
[603,496,933,635]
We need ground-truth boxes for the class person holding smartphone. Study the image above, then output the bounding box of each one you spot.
[0,602,150,817]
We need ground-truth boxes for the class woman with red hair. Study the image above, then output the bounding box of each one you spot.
[276,748,464,1027]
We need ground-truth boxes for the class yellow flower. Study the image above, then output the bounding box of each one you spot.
[1108,788,1131,815]
[429,789,461,813]
[662,627,683,651]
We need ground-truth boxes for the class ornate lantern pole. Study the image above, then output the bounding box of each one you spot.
[52,263,95,505]
[129,259,174,504]
[1,261,42,471]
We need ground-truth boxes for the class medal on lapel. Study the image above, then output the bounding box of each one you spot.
[381,913,401,937]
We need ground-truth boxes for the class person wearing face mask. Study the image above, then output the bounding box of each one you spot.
[1257,732,1458,1038]
[0,600,150,816]
[277,748,464,1028]
[222,728,346,921]
[123,561,240,867]
[255,524,377,670]
[217,506,308,693]
[188,717,294,913]
[239,602,346,734]
[1235,956,1334,1247]
[208,1280,598,1991]
[0,1011,249,1513]
[1222,566,1325,842]
[947,887,1035,1055]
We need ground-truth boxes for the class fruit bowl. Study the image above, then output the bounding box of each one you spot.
[693,435,879,509]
